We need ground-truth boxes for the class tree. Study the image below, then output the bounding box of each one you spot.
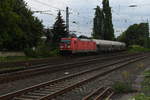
[117,23,150,48]
[52,11,68,47]
[78,35,89,39]
[0,0,44,51]
[103,0,114,40]
[45,29,53,46]
[143,23,149,48]
[92,0,114,40]
[93,6,104,39]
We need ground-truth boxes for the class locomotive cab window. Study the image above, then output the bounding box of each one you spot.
[61,40,71,45]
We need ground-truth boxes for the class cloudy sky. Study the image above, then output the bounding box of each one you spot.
[24,0,150,37]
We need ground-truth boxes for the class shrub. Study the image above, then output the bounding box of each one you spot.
[112,81,133,93]
[133,70,150,100]
[121,71,130,81]
[128,45,150,53]
[143,70,150,77]
[24,43,59,58]
[141,70,150,96]
[24,48,37,57]
[134,93,150,100]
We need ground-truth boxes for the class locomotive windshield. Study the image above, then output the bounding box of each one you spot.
[61,40,71,45]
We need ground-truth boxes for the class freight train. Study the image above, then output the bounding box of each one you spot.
[59,38,126,54]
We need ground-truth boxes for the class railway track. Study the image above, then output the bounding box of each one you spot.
[82,87,114,100]
[0,53,148,100]
[0,52,141,83]
[0,52,127,74]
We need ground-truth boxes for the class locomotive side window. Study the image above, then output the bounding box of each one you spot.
[61,40,71,45]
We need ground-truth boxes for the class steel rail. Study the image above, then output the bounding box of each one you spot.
[93,87,114,100]
[0,52,126,69]
[38,56,147,100]
[82,87,106,100]
[0,54,148,100]
[0,53,139,83]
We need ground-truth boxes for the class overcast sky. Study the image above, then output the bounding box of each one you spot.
[24,0,150,37]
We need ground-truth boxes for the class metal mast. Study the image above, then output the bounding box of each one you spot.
[66,7,69,34]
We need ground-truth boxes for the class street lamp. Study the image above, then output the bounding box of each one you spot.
[129,5,138,7]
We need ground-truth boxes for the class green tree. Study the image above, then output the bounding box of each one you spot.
[45,29,53,47]
[118,23,150,47]
[148,37,150,48]
[143,23,149,48]
[92,0,114,40]
[0,0,44,51]
[93,6,104,39]
[52,11,68,47]
[103,0,114,40]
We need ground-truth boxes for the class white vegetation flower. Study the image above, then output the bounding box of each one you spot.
[129,98,135,100]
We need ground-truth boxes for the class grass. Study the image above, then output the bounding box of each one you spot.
[112,70,150,100]
[132,70,150,100]
[0,56,35,63]
[143,70,150,77]
[0,47,60,72]
[0,66,24,72]
[128,45,150,53]
[141,70,150,96]
[133,93,150,100]
[0,49,60,63]
[112,71,133,93]
[112,81,133,93]
[121,71,130,80]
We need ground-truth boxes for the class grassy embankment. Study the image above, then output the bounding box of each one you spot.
[0,49,59,72]
[0,56,35,62]
[112,69,150,100]
[112,45,150,100]
[0,56,34,72]
[1,45,149,72]
[132,70,150,100]
[128,45,150,53]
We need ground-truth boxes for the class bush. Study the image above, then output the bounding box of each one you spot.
[24,43,59,58]
[128,45,150,53]
[134,93,150,100]
[24,48,37,57]
[0,56,33,62]
[112,81,133,93]
[143,70,150,77]
[133,70,150,100]
[141,70,150,96]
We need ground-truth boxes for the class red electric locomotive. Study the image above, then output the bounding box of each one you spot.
[60,38,97,54]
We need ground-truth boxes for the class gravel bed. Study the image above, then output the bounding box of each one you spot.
[53,56,150,100]
[0,53,117,74]
[0,54,124,96]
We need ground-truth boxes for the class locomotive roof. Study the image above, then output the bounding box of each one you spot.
[79,38,93,42]
[61,38,125,46]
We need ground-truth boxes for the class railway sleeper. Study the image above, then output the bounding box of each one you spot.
[26,92,46,96]
[106,92,114,100]
[13,97,33,100]
[32,91,51,95]
[1,54,148,100]
[36,90,54,94]
[82,87,105,100]
[18,94,41,99]
[94,87,113,100]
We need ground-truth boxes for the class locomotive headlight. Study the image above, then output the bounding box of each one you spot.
[68,45,70,48]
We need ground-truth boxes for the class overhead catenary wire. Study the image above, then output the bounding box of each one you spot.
[27,0,95,20]
[25,0,150,36]
[32,0,65,11]
[32,0,94,19]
